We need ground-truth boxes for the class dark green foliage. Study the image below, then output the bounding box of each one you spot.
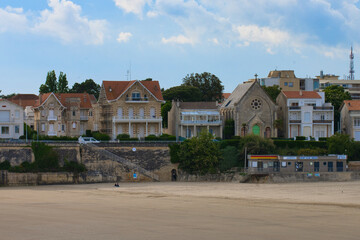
[224,119,235,139]
[176,131,222,174]
[169,143,181,164]
[349,141,360,162]
[71,79,101,99]
[57,72,69,93]
[239,135,276,155]
[0,93,15,99]
[162,86,203,102]
[273,140,327,149]
[161,101,172,128]
[324,85,352,132]
[295,136,306,140]
[327,133,352,154]
[63,160,86,173]
[262,85,281,102]
[319,137,328,141]
[297,148,327,156]
[117,134,130,140]
[31,142,59,171]
[92,132,110,141]
[85,130,92,137]
[145,134,176,141]
[219,139,241,149]
[0,160,10,170]
[40,70,58,93]
[32,135,78,141]
[182,72,224,101]
[219,146,240,172]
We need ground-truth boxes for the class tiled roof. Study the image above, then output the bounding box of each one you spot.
[343,100,360,111]
[35,93,94,109]
[179,102,218,109]
[282,91,321,99]
[103,80,163,101]
[221,82,254,108]
[8,94,39,109]
[222,93,231,100]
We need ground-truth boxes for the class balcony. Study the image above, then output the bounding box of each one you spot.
[289,120,301,124]
[47,131,57,136]
[47,116,57,121]
[313,120,332,124]
[289,106,300,110]
[80,116,88,121]
[313,106,333,110]
[180,120,222,125]
[113,116,162,123]
[125,97,149,103]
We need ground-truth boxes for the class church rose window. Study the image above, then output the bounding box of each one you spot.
[251,98,262,110]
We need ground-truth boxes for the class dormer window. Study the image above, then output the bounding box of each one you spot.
[132,92,141,101]
[109,87,112,92]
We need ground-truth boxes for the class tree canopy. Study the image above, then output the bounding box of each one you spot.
[40,70,57,93]
[57,72,69,93]
[162,85,203,102]
[262,85,281,102]
[324,85,352,132]
[70,79,101,99]
[182,72,224,101]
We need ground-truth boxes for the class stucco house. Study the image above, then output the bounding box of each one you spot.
[340,100,360,141]
[167,101,222,139]
[97,80,164,139]
[220,81,277,137]
[33,92,96,137]
[0,99,24,139]
[8,94,39,130]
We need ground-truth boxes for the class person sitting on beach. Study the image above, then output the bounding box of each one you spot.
[114,182,119,187]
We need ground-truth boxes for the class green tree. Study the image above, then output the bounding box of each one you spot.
[161,101,172,128]
[324,85,351,132]
[31,142,59,171]
[262,85,281,102]
[223,119,235,139]
[176,130,222,174]
[239,135,275,158]
[71,79,101,99]
[219,146,239,172]
[162,85,203,102]
[57,72,69,93]
[327,133,352,155]
[182,72,224,101]
[40,70,58,93]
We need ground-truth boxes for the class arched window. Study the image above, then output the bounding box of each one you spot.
[265,127,271,138]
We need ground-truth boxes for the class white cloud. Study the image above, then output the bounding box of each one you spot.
[0,6,28,33]
[117,32,132,43]
[33,0,107,45]
[114,0,151,16]
[161,35,194,44]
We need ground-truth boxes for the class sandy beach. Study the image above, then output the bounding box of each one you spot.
[1,181,360,240]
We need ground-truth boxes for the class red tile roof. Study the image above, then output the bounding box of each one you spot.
[282,91,321,99]
[8,94,39,109]
[222,93,231,100]
[35,93,94,109]
[343,100,360,111]
[103,80,163,101]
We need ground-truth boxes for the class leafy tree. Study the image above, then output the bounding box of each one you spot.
[176,130,222,174]
[161,101,172,128]
[71,79,101,99]
[31,142,59,171]
[40,70,58,93]
[57,72,69,93]
[219,146,240,172]
[223,119,235,139]
[182,72,224,101]
[0,93,15,99]
[262,85,281,102]
[324,85,351,132]
[239,135,275,158]
[297,148,327,156]
[162,85,203,102]
[327,133,352,155]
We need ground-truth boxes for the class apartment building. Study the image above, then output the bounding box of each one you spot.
[97,80,164,139]
[0,99,24,139]
[33,93,96,137]
[167,101,222,139]
[276,91,334,139]
[8,94,39,129]
[340,100,360,141]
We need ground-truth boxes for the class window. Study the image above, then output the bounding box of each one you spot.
[72,122,76,129]
[15,110,20,118]
[117,107,123,117]
[0,110,10,122]
[150,107,156,118]
[291,102,299,106]
[354,118,360,127]
[1,126,9,134]
[289,82,293,87]
[41,110,46,117]
[62,125,65,131]
[41,124,45,132]
[72,111,76,116]
[89,111,93,117]
[251,99,262,110]
[15,125,19,134]
[284,82,288,86]
[304,112,310,122]
[132,92,140,100]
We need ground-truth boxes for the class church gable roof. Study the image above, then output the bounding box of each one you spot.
[221,82,254,108]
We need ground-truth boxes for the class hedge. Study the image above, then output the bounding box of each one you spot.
[273,140,327,149]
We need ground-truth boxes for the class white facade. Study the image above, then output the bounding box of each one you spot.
[0,99,24,139]
[286,93,334,139]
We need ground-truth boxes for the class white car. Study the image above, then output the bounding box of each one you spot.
[78,136,100,144]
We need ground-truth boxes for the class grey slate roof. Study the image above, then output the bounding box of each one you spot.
[221,82,254,108]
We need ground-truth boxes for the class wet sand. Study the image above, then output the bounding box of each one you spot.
[1,181,360,240]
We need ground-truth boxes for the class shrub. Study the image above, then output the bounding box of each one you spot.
[273,140,327,149]
[85,130,92,137]
[295,136,306,140]
[169,143,181,163]
[219,146,240,172]
[0,160,11,170]
[31,142,60,171]
[219,139,241,149]
[224,119,235,139]
[319,137,328,141]
[327,133,352,155]
[117,134,130,140]
[239,135,275,155]
[63,160,86,173]
[297,148,327,156]
[92,132,111,141]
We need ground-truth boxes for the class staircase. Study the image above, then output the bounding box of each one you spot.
[83,143,159,181]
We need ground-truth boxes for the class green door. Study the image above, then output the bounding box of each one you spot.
[252,125,260,135]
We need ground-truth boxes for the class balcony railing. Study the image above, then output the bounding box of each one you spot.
[313,120,332,123]
[0,118,16,124]
[313,106,334,110]
[125,97,149,102]
[289,120,301,123]
[180,120,222,125]
[113,116,162,122]
[47,116,57,121]
[47,131,57,136]
[80,116,88,121]
[289,106,300,110]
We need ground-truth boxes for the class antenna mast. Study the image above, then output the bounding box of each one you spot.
[350,46,355,80]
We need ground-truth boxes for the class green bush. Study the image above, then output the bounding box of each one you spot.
[85,130,92,137]
[92,132,111,141]
[297,148,327,156]
[295,136,306,140]
[273,140,327,149]
[319,137,328,141]
[219,146,240,172]
[31,142,60,172]
[169,143,181,163]
[34,135,78,141]
[145,134,176,141]
[0,160,11,170]
[117,134,130,140]
[63,160,86,173]
[219,139,241,149]
[239,135,275,155]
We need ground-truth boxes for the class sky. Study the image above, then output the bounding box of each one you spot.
[1,0,360,95]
